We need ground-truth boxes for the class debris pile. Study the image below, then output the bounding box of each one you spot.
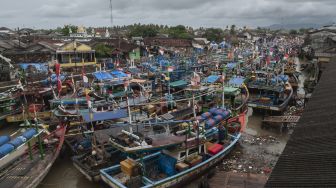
[220,133,284,175]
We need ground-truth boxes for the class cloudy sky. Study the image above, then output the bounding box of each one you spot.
[0,0,335,29]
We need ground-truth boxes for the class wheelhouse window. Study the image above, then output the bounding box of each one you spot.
[188,147,198,156]
[179,151,186,159]
[200,145,205,154]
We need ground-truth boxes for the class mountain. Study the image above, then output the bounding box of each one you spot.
[265,22,335,30]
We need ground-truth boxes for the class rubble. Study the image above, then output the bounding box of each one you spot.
[220,132,285,175]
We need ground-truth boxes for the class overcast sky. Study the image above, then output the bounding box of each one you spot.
[0,0,335,29]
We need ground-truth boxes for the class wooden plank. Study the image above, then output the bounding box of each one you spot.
[262,116,300,123]
[209,171,268,188]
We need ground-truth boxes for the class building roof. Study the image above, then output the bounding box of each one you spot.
[144,37,192,48]
[0,27,10,30]
[57,41,93,52]
[309,29,336,35]
[265,58,336,187]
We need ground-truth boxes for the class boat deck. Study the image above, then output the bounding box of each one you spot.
[0,148,54,188]
[149,134,185,147]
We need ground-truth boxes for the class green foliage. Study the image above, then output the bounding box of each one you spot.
[168,25,191,39]
[289,29,298,35]
[231,37,240,47]
[61,25,78,36]
[230,25,236,35]
[202,28,223,42]
[94,44,113,58]
[128,25,159,37]
[299,28,310,34]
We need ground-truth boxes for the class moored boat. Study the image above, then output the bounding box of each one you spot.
[0,125,66,188]
[100,129,241,188]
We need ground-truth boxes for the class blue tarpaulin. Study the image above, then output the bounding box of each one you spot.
[169,80,188,88]
[229,76,245,87]
[277,75,289,82]
[226,63,237,69]
[41,74,65,86]
[50,98,88,105]
[110,70,128,79]
[93,71,114,81]
[19,63,48,72]
[81,109,128,122]
[206,75,220,83]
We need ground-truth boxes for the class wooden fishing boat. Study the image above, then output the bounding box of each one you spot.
[110,127,191,154]
[0,128,43,170]
[6,111,53,123]
[0,125,66,188]
[100,122,242,188]
[247,72,293,112]
[72,132,128,182]
[0,87,22,121]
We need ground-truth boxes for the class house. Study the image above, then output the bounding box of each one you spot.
[70,26,89,38]
[143,37,193,54]
[2,41,57,64]
[18,28,35,37]
[307,25,336,65]
[309,29,336,50]
[192,38,210,49]
[55,41,97,68]
[0,40,14,52]
[93,28,111,38]
[237,31,255,41]
[131,37,144,46]
[314,37,336,64]
[0,54,15,82]
[0,27,15,35]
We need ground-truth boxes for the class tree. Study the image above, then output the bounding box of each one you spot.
[61,25,78,36]
[168,25,192,39]
[94,44,113,58]
[230,25,236,35]
[202,28,223,42]
[128,25,159,37]
[289,29,298,35]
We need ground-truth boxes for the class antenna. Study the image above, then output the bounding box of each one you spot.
[109,0,113,28]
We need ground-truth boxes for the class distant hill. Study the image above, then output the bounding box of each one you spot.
[265,22,335,30]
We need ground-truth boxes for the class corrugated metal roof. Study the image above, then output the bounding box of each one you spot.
[265,60,336,188]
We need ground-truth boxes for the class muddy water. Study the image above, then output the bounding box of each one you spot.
[38,153,103,188]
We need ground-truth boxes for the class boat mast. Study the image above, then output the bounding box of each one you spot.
[125,79,133,133]
[222,63,226,108]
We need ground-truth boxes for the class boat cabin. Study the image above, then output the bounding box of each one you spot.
[163,144,206,162]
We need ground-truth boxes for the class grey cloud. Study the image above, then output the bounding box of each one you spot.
[0,0,335,28]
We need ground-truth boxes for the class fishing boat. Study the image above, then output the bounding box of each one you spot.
[0,125,66,188]
[72,129,128,182]
[0,87,22,121]
[109,123,190,154]
[69,108,131,181]
[247,71,293,112]
[0,128,43,170]
[6,111,53,123]
[100,117,242,188]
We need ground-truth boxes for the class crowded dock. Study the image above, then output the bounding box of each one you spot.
[1,2,335,185]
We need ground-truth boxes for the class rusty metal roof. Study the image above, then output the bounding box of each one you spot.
[265,60,336,187]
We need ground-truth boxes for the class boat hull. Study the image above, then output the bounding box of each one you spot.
[100,133,241,188]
